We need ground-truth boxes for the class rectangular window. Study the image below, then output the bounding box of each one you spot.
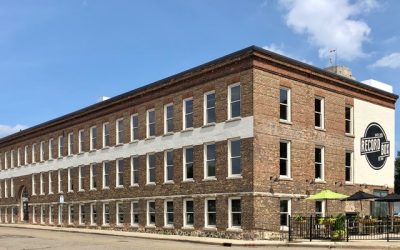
[103,161,110,188]
[68,133,74,155]
[10,178,14,197]
[205,199,216,228]
[10,150,14,168]
[32,174,36,195]
[40,141,45,162]
[280,199,291,230]
[4,179,8,198]
[280,141,290,178]
[90,126,97,150]
[204,91,216,124]
[116,159,124,187]
[204,143,216,178]
[32,143,36,163]
[131,201,139,226]
[40,205,44,224]
[315,97,325,129]
[165,200,174,227]
[68,204,74,224]
[183,98,193,129]
[17,148,21,167]
[0,180,2,198]
[58,204,63,225]
[228,139,241,176]
[58,169,63,193]
[280,88,291,121]
[315,147,324,180]
[40,172,45,195]
[147,109,156,137]
[315,201,325,218]
[131,156,139,185]
[345,151,353,182]
[164,104,174,133]
[32,206,36,223]
[48,171,53,194]
[228,83,241,119]
[4,152,8,169]
[164,150,174,182]
[116,118,124,144]
[49,205,54,224]
[58,136,64,158]
[147,154,156,184]
[229,198,241,228]
[49,138,54,160]
[345,106,353,134]
[183,147,194,180]
[184,199,194,227]
[68,168,74,192]
[147,201,156,226]
[103,123,110,147]
[116,202,124,225]
[90,203,97,225]
[24,146,28,165]
[131,114,139,141]
[103,203,110,225]
[90,163,97,190]
[78,129,85,153]
[79,165,85,191]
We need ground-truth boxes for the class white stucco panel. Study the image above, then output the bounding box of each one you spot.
[353,99,395,187]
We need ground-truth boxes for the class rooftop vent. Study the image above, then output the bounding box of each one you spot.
[97,96,110,102]
[324,65,355,80]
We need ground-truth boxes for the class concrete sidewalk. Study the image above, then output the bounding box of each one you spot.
[0,223,400,249]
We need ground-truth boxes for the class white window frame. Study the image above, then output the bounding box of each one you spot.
[32,143,36,163]
[103,203,110,226]
[90,163,97,190]
[58,204,63,225]
[116,158,124,187]
[116,202,124,226]
[49,205,54,224]
[10,150,14,168]
[10,178,14,197]
[183,199,194,228]
[4,179,8,198]
[17,148,21,167]
[146,153,156,185]
[40,172,45,195]
[78,129,85,153]
[0,180,2,198]
[279,87,291,122]
[32,206,36,223]
[279,198,291,231]
[90,203,97,225]
[32,174,36,195]
[48,138,54,160]
[147,200,156,226]
[103,161,110,189]
[183,97,194,130]
[102,122,110,148]
[68,204,74,225]
[131,156,139,186]
[164,150,174,183]
[204,143,216,179]
[130,114,139,141]
[58,136,63,158]
[204,198,216,228]
[164,200,174,227]
[316,200,326,217]
[79,165,85,191]
[68,132,74,156]
[228,83,241,119]
[40,141,45,162]
[90,126,97,150]
[203,91,216,125]
[116,118,124,145]
[4,151,8,169]
[79,204,85,225]
[164,103,174,134]
[146,109,156,138]
[228,139,241,177]
[183,147,194,181]
[24,145,28,165]
[279,141,291,179]
[315,146,325,181]
[345,106,354,135]
[68,167,73,192]
[228,197,241,229]
[345,151,353,183]
[131,201,139,226]
[40,205,44,224]
[48,171,53,194]
[58,169,63,193]
[315,97,325,129]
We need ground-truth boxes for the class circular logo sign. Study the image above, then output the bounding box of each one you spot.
[360,122,390,170]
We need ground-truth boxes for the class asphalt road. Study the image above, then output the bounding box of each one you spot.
[0,227,356,250]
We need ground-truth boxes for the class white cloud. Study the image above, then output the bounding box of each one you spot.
[263,43,313,65]
[279,0,379,61]
[0,124,28,138]
[371,53,400,69]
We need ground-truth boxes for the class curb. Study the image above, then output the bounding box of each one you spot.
[1,224,400,249]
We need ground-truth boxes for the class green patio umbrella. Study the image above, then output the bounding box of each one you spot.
[306,190,348,216]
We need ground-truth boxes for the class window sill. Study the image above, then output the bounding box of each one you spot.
[163,181,174,185]
[115,186,124,189]
[102,187,110,190]
[145,136,156,141]
[145,225,156,229]
[66,155,73,158]
[344,181,354,186]
[115,143,124,147]
[77,152,84,155]
[315,127,326,132]
[89,188,97,191]
[78,190,85,192]
[163,225,174,229]
[225,117,241,123]
[130,224,139,228]
[182,179,194,183]
[101,224,110,227]
[345,133,355,138]
[101,146,110,150]
[226,176,242,180]
[227,227,242,232]
[145,183,156,186]
[89,149,97,153]
[314,179,326,184]
[279,120,292,125]
[280,226,289,231]
[129,140,139,144]
[203,227,217,231]
[48,159,54,162]
[182,226,194,230]
[279,176,293,181]
[181,128,194,133]
[48,192,54,195]
[129,184,139,188]
[202,123,216,128]
[202,177,217,181]
[67,191,74,193]
[163,132,174,137]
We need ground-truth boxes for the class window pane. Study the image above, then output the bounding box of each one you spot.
[231,158,241,175]
[231,102,240,118]
[207,109,216,123]
[345,152,351,166]
[231,140,240,157]
[280,89,288,104]
[280,159,287,176]
[315,148,321,162]
[315,99,321,112]
[345,107,351,120]
[280,105,287,120]
[231,199,241,212]
[280,142,287,158]
[315,113,321,127]
[231,85,240,101]
[280,200,288,212]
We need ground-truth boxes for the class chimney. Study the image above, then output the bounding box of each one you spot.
[324,65,355,80]
[97,96,110,102]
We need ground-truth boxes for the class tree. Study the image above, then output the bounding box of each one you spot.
[395,151,400,194]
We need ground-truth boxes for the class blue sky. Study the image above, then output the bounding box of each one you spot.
[0,0,399,150]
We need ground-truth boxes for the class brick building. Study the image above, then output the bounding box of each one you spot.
[0,46,397,240]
